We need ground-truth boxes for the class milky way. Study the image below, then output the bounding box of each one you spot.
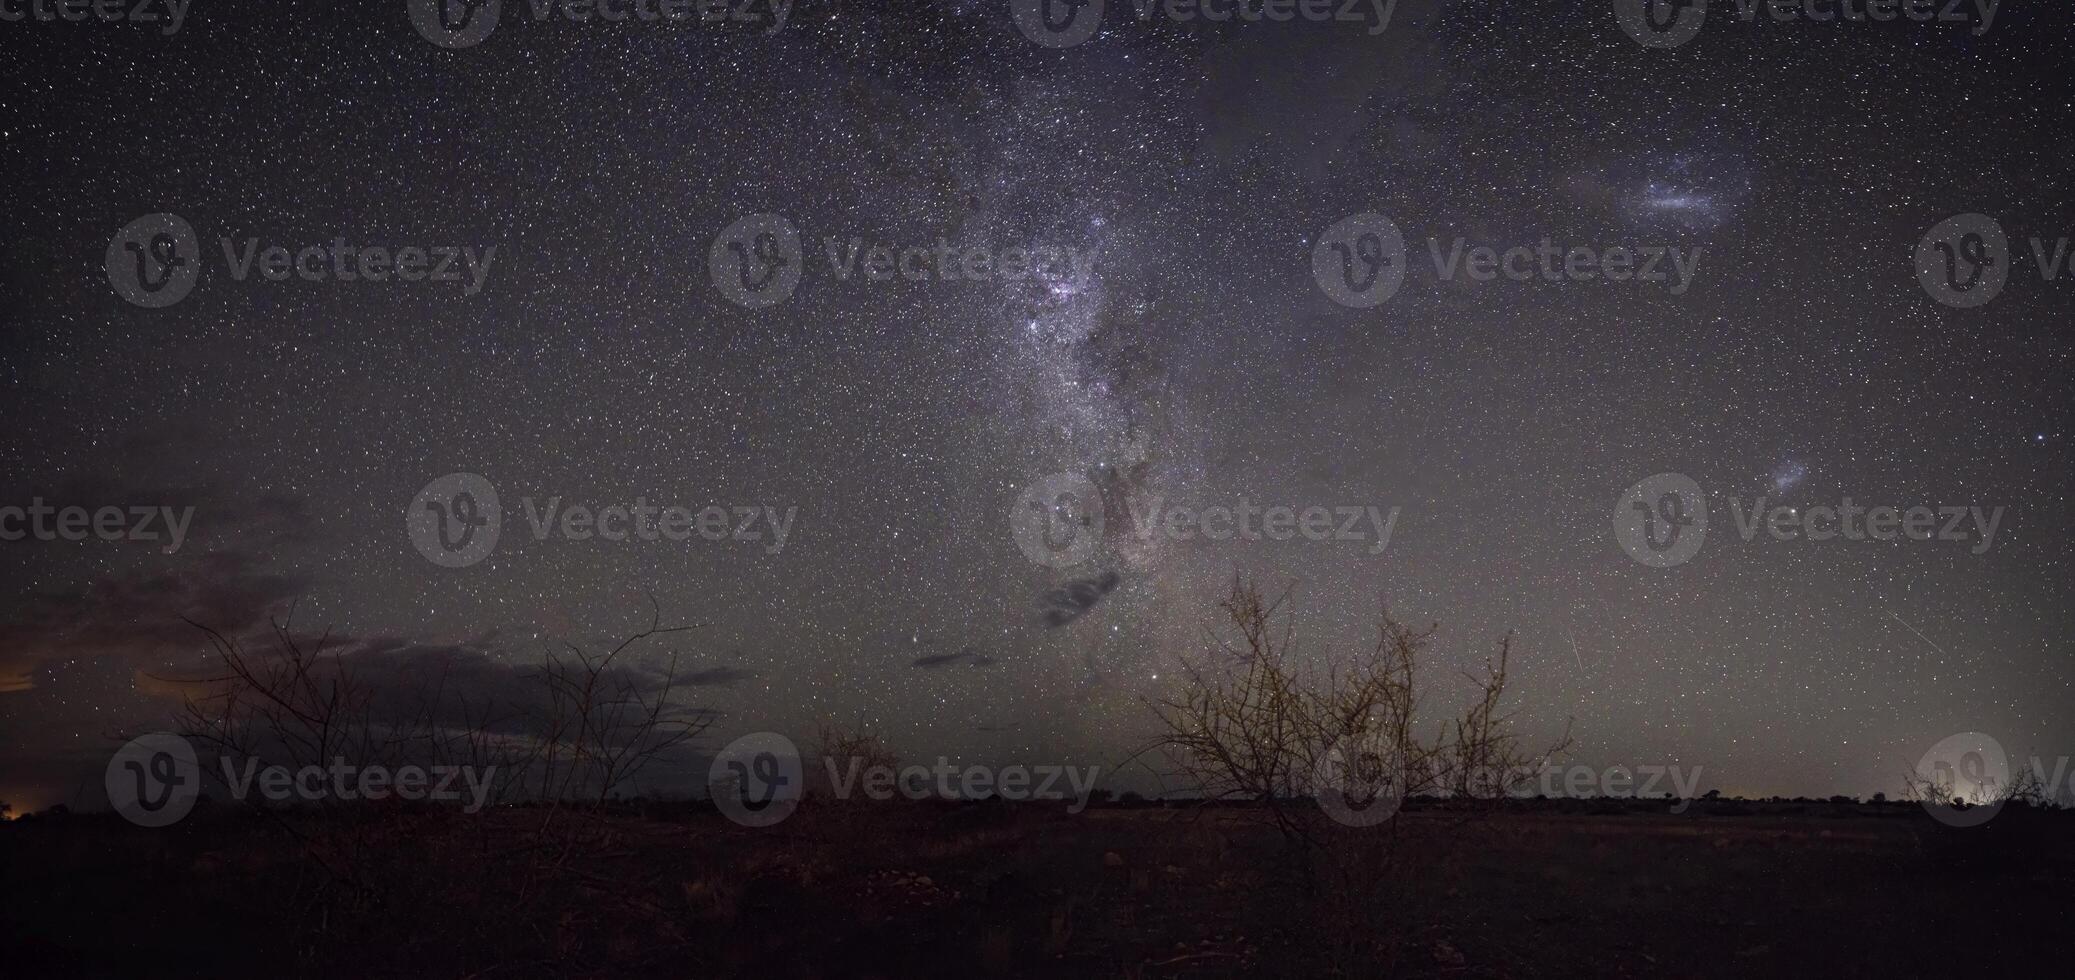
[1,0,2071,811]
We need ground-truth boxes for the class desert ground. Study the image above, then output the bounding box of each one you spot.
[5,798,2069,978]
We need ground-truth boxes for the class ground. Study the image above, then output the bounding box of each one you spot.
[4,799,2069,977]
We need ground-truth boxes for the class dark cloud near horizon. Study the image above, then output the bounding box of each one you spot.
[682,664,759,686]
[0,549,314,691]
[912,647,999,669]
[1037,572,1122,629]
[152,629,731,744]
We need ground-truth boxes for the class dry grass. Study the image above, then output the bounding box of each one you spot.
[5,799,2072,977]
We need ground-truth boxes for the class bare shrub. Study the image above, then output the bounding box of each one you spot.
[1901,753,2061,816]
[1149,576,1567,847]
[809,715,900,801]
[170,597,712,811]
[522,606,715,806]
[800,716,902,852]
[156,595,718,917]
[1146,576,1569,968]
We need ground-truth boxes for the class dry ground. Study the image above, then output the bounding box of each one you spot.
[4,799,2069,977]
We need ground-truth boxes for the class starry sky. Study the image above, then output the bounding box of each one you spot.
[2,0,2072,812]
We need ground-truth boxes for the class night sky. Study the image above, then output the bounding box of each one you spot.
[2,0,2071,813]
